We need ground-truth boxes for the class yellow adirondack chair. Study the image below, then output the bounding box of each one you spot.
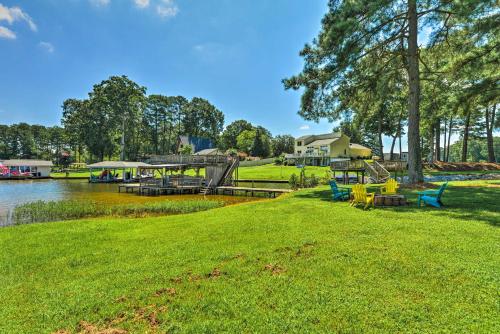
[381,178,399,195]
[351,184,375,209]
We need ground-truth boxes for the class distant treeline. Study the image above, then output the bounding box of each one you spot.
[0,75,295,164]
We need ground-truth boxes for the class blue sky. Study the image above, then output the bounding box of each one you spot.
[0,0,334,135]
[1,0,448,152]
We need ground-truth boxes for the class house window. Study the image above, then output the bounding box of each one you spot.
[297,150,302,154]
[344,149,347,155]
[296,141,302,146]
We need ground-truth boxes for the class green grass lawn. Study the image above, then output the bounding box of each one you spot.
[237,164,330,180]
[0,180,499,333]
[51,171,92,178]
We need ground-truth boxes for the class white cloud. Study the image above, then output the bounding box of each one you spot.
[156,0,178,18]
[39,41,55,53]
[299,125,310,130]
[90,0,111,7]
[0,25,15,39]
[134,0,150,9]
[0,4,37,32]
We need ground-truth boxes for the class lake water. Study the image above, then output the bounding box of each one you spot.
[0,179,266,226]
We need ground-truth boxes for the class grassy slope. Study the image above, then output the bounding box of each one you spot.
[0,181,498,333]
[237,164,329,180]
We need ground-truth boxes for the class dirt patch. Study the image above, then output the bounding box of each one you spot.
[264,264,286,275]
[52,331,71,334]
[154,287,176,297]
[231,253,245,260]
[295,242,316,257]
[207,268,222,278]
[109,313,127,326]
[170,276,183,284]
[428,161,500,171]
[172,267,227,283]
[76,321,127,334]
[147,312,159,328]
[115,296,127,303]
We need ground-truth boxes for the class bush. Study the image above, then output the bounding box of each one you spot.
[305,174,319,188]
[289,171,319,189]
[289,173,299,190]
[320,170,333,185]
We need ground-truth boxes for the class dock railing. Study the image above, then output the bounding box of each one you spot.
[330,159,365,170]
[148,154,232,165]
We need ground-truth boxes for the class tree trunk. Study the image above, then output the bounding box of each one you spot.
[461,110,470,162]
[428,124,435,163]
[389,135,397,160]
[120,117,126,161]
[442,118,447,161]
[378,110,384,160]
[435,119,440,161]
[406,0,423,182]
[486,104,496,162]
[398,119,402,160]
[446,116,453,162]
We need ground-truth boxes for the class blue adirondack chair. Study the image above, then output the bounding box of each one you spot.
[330,180,350,201]
[417,182,448,208]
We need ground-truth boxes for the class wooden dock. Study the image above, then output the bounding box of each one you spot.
[215,186,292,198]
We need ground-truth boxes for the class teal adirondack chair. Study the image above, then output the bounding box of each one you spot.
[417,182,448,208]
[330,180,350,201]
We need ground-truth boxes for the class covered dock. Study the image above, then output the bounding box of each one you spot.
[135,164,204,195]
[88,161,151,183]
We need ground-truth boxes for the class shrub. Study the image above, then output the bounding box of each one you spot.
[320,170,333,185]
[289,173,299,190]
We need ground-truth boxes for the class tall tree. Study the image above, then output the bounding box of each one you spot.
[220,120,254,150]
[183,97,224,143]
[272,135,295,156]
[284,0,497,183]
[90,76,147,161]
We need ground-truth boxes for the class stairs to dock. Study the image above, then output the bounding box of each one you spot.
[218,158,239,186]
[363,160,391,183]
[199,158,240,195]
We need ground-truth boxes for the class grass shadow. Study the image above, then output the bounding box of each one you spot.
[294,185,499,227]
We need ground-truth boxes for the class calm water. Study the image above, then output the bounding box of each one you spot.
[0,179,265,226]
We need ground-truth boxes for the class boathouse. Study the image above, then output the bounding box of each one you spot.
[0,159,53,178]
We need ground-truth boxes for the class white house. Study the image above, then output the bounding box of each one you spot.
[286,133,372,166]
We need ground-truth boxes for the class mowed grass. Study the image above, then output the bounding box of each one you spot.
[0,180,498,333]
[237,164,330,180]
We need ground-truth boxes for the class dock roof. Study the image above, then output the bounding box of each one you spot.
[0,159,53,167]
[87,161,151,169]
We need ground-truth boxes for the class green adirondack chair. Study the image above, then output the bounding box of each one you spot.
[417,182,448,208]
[329,180,350,201]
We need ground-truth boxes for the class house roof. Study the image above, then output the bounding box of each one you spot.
[296,132,342,141]
[87,161,151,169]
[349,143,371,150]
[0,159,53,167]
[178,136,214,151]
[307,138,339,146]
[194,148,220,155]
